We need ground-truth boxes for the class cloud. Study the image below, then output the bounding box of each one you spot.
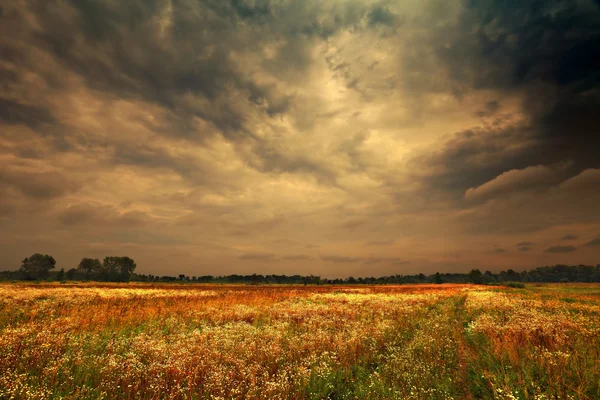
[560,234,578,241]
[0,98,57,129]
[321,255,362,263]
[0,167,79,200]
[0,0,599,277]
[465,164,567,202]
[475,100,500,118]
[584,235,600,247]
[488,249,507,254]
[363,257,405,265]
[238,253,276,260]
[365,240,394,246]
[556,169,600,193]
[516,242,534,247]
[282,255,312,260]
[58,203,152,228]
[544,245,577,253]
[436,0,600,166]
[320,255,405,265]
[516,242,533,252]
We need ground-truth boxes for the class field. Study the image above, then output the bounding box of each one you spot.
[1,283,599,399]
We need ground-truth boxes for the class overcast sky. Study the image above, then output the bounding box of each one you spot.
[1,0,599,277]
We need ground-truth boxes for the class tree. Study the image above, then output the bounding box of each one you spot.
[468,269,484,284]
[102,256,137,282]
[77,258,102,278]
[66,268,77,280]
[434,272,443,284]
[56,268,65,281]
[20,254,56,280]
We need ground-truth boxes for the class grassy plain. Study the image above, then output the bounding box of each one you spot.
[0,282,599,399]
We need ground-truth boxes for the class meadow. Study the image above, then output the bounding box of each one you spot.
[0,283,599,400]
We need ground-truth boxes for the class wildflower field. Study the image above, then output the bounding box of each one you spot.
[1,283,599,399]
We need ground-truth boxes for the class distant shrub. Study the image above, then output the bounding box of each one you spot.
[504,282,525,288]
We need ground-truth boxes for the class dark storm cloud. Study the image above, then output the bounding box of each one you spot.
[0,98,57,129]
[3,0,373,143]
[561,234,578,241]
[415,0,600,194]
[366,4,397,27]
[475,100,500,117]
[0,0,405,188]
[20,0,259,138]
[416,125,544,195]
[545,245,577,253]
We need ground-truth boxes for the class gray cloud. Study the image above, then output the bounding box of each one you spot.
[489,249,507,254]
[545,245,577,253]
[0,98,57,129]
[412,0,600,199]
[475,100,500,118]
[584,235,600,247]
[58,203,152,228]
[516,242,534,247]
[561,234,578,241]
[0,167,79,200]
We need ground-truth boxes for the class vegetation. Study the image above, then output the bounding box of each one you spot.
[2,257,600,284]
[0,283,598,399]
[3,256,136,282]
[19,254,56,280]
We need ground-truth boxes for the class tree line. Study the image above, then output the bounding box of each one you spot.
[1,253,599,284]
[7,253,137,282]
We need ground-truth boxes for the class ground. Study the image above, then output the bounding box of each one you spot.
[1,283,599,399]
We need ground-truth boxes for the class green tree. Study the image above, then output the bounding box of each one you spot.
[56,268,65,281]
[468,268,484,284]
[20,254,56,280]
[77,258,102,278]
[434,272,443,284]
[66,268,77,280]
[102,256,137,282]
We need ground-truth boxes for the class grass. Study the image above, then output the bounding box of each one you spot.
[0,283,599,399]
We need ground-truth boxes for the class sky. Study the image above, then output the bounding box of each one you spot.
[1,0,599,278]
